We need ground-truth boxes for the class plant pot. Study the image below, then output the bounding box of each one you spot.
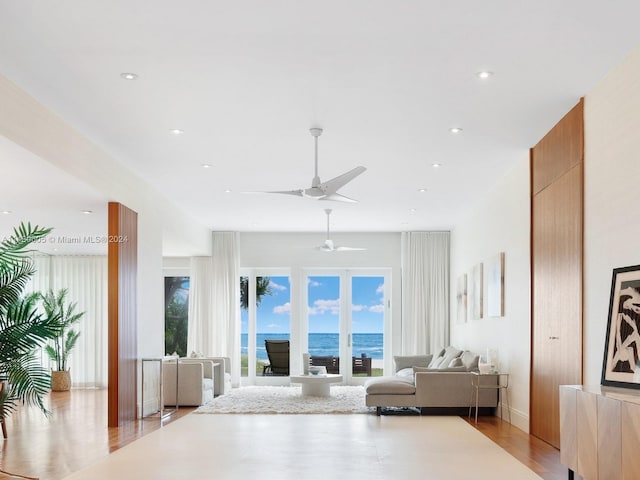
[51,370,71,391]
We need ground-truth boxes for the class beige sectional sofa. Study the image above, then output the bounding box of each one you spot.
[364,347,498,415]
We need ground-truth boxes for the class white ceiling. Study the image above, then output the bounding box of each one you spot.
[1,1,640,252]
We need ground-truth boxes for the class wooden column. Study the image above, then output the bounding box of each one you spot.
[530,99,584,447]
[108,202,138,427]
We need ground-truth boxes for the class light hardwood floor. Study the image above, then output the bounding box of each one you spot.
[0,389,567,480]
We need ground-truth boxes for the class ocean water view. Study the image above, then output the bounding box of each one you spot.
[242,333,383,361]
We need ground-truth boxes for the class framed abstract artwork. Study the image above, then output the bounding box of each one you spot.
[456,274,467,324]
[601,264,640,389]
[469,263,483,320]
[487,252,505,317]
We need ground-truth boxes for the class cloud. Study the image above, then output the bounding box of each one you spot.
[269,280,287,291]
[351,303,384,313]
[267,323,280,329]
[376,283,384,295]
[308,298,339,315]
[307,279,322,287]
[368,303,385,313]
[273,302,291,314]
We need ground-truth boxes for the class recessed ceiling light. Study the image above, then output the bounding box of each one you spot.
[449,127,463,134]
[169,129,184,135]
[81,210,93,215]
[476,70,493,79]
[224,189,232,193]
[120,72,138,80]
[432,163,442,168]
[409,208,417,214]
[1,210,11,214]
[418,188,427,193]
[201,164,212,169]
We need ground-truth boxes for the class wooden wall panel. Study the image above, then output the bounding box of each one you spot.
[530,99,583,448]
[108,202,138,427]
[531,100,584,195]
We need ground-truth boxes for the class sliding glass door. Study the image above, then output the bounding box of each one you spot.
[304,270,389,384]
[240,271,291,384]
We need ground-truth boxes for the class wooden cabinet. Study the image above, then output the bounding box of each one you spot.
[560,385,640,480]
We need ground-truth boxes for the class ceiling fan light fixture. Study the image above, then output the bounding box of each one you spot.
[120,72,138,80]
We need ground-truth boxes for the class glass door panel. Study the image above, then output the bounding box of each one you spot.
[307,275,341,373]
[351,275,385,378]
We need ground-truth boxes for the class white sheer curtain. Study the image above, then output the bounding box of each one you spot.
[187,232,240,386]
[29,255,108,387]
[401,232,450,354]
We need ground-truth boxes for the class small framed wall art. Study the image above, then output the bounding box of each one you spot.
[601,264,640,389]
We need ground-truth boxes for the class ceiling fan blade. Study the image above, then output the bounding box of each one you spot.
[320,166,366,194]
[245,189,304,197]
[320,192,358,203]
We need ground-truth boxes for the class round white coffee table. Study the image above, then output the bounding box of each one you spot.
[290,374,343,397]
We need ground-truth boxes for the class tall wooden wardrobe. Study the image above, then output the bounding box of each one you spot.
[530,99,584,448]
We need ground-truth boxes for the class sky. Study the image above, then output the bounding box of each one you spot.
[241,275,384,334]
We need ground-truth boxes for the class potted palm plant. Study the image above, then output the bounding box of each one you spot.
[0,222,61,425]
[40,288,84,391]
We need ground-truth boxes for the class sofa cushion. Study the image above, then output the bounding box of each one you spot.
[393,355,432,372]
[396,367,414,379]
[460,351,480,371]
[434,346,463,369]
[446,357,463,368]
[365,376,416,395]
[427,349,444,368]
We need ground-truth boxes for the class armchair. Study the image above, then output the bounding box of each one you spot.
[163,359,215,407]
[182,357,231,395]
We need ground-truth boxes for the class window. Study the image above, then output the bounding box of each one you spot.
[164,276,189,356]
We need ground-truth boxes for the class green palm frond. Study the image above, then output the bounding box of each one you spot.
[0,294,60,362]
[0,354,52,415]
[40,288,83,371]
[0,222,51,265]
[0,222,55,420]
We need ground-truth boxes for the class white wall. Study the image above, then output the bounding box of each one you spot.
[450,156,531,431]
[240,232,402,373]
[584,44,640,385]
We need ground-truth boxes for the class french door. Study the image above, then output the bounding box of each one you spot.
[303,269,389,384]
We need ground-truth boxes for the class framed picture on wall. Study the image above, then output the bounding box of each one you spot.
[469,263,483,320]
[601,264,640,389]
[456,274,467,324]
[487,252,505,317]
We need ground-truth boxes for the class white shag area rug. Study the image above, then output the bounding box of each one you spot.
[194,385,372,414]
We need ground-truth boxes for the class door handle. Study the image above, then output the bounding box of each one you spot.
[549,336,560,340]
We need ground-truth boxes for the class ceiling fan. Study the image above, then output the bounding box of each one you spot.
[264,127,366,203]
[316,209,366,252]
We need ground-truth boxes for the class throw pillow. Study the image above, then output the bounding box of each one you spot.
[413,366,466,373]
[394,355,432,372]
[460,351,480,371]
[446,357,463,368]
[427,347,446,368]
[436,346,463,370]
[396,367,414,379]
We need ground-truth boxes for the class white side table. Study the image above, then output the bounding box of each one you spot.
[468,371,510,423]
[141,357,178,420]
[290,374,343,397]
